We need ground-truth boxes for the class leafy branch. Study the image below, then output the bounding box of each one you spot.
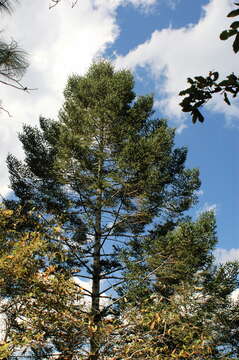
[179,72,239,123]
[179,2,239,123]
[220,2,239,53]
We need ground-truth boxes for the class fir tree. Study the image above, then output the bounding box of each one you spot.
[7,61,203,359]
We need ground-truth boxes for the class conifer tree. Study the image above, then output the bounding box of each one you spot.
[7,61,204,359]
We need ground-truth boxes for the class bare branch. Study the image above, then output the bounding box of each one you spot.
[0,102,11,117]
[0,79,37,92]
[49,0,78,9]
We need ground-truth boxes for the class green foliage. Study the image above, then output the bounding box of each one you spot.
[179,2,239,123]
[220,3,239,53]
[179,72,239,123]
[110,212,239,359]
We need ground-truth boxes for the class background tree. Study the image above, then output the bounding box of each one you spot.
[108,211,239,359]
[179,2,239,123]
[6,60,203,359]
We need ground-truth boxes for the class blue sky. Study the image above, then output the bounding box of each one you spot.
[109,0,209,56]
[0,0,238,262]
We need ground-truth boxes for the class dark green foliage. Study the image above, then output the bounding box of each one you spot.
[179,72,239,123]
[227,9,239,18]
[179,2,239,123]
[220,2,239,52]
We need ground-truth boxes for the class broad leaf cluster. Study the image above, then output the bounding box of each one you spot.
[179,2,239,123]
[179,72,239,123]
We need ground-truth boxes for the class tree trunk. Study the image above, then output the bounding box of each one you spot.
[89,210,101,360]
[89,144,103,360]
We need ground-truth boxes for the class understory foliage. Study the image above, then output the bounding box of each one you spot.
[0,204,87,359]
[1,61,239,359]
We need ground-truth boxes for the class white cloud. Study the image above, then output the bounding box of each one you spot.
[166,0,180,10]
[196,202,217,217]
[0,312,7,342]
[214,248,239,264]
[230,288,239,304]
[0,0,155,196]
[195,189,204,197]
[115,0,238,127]
[175,123,188,134]
[0,185,11,199]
